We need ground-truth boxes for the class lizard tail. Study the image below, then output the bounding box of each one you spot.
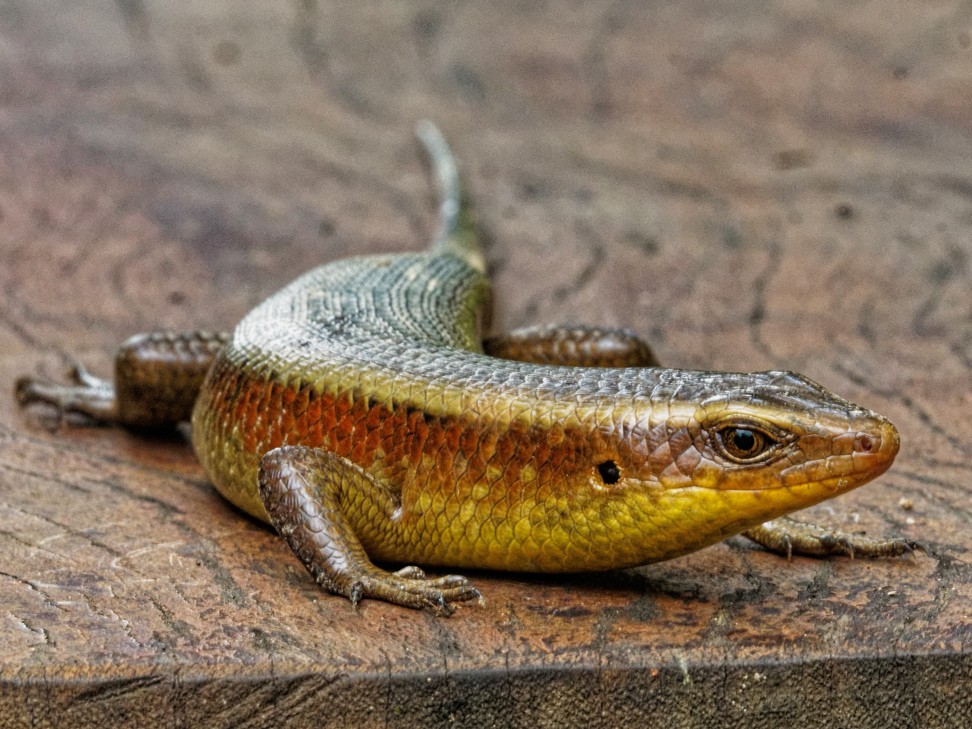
[415,120,486,274]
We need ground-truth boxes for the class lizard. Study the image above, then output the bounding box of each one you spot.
[16,122,918,614]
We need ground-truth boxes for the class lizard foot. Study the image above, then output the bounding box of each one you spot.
[347,571,482,616]
[15,360,116,423]
[744,516,924,559]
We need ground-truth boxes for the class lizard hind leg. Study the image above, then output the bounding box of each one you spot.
[16,330,229,428]
[258,446,481,614]
[483,324,659,368]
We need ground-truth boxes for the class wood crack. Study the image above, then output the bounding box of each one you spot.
[747,240,784,363]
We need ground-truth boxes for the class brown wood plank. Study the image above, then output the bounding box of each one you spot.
[1,1,970,727]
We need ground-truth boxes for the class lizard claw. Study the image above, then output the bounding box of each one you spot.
[66,359,107,389]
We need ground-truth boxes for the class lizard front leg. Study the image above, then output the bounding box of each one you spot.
[258,446,482,614]
[743,516,921,559]
[16,330,229,427]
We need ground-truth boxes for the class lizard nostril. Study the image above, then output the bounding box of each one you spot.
[854,433,877,453]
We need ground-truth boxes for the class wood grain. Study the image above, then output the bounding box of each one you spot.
[1,1,970,727]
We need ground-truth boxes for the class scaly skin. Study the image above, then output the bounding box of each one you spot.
[17,124,916,613]
[192,250,902,574]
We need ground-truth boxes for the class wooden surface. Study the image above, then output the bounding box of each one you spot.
[1,1,971,727]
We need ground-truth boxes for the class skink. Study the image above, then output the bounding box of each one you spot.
[17,123,916,613]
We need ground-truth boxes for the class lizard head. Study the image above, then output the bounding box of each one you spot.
[680,370,899,494]
[595,369,899,495]
[575,370,900,567]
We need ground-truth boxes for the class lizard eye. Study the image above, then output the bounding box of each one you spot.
[715,425,777,463]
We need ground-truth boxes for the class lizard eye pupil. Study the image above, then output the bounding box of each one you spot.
[732,429,757,453]
[597,460,621,484]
